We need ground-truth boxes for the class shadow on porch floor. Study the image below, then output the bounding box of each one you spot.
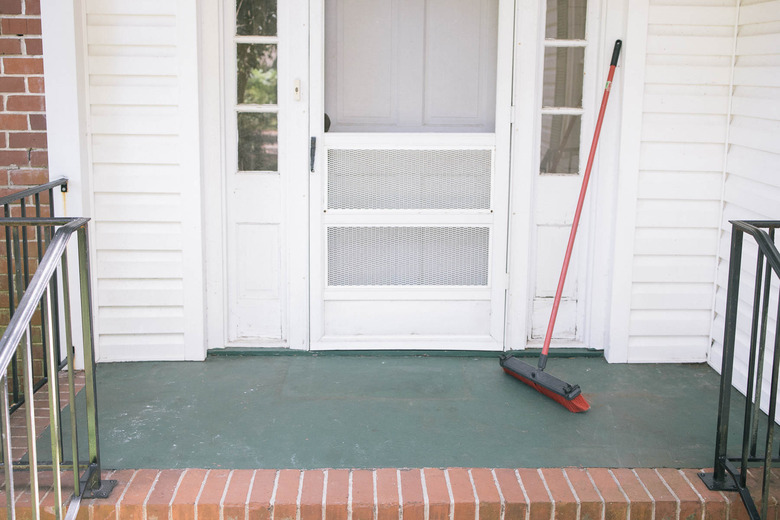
[91,354,755,470]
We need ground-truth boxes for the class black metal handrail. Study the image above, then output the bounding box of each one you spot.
[0,177,68,413]
[0,217,115,519]
[701,220,780,520]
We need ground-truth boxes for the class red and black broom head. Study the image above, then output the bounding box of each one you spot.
[500,355,590,413]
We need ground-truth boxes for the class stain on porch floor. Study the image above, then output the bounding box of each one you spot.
[93,355,752,469]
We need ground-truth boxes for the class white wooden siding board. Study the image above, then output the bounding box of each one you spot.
[629,309,712,336]
[98,316,184,335]
[733,66,780,88]
[633,228,719,256]
[726,146,780,185]
[90,114,179,135]
[87,25,176,46]
[640,114,727,143]
[627,344,709,363]
[643,92,729,115]
[647,6,735,26]
[91,164,182,193]
[97,260,183,279]
[636,172,723,199]
[736,32,780,56]
[646,35,734,56]
[631,283,715,309]
[97,341,186,362]
[98,286,183,307]
[635,200,721,228]
[91,135,179,164]
[738,20,780,37]
[731,89,780,120]
[88,86,178,105]
[645,64,730,85]
[739,1,780,25]
[85,0,176,16]
[93,192,182,222]
[88,45,177,58]
[724,176,780,217]
[88,56,178,76]
[86,14,176,28]
[632,256,716,283]
[648,24,735,38]
[639,143,726,171]
[728,117,780,154]
[95,222,183,250]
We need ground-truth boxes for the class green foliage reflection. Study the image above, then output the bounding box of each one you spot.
[238,113,278,171]
[236,0,277,36]
[237,44,277,105]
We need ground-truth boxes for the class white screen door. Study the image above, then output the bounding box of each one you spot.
[309,0,515,350]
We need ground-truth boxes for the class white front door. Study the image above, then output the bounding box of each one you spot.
[223,0,309,347]
[308,0,515,350]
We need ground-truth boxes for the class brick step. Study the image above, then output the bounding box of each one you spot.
[0,467,765,520]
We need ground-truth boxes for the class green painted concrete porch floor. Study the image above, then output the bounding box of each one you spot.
[94,355,751,470]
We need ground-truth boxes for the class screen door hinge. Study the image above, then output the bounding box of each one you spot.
[310,137,316,172]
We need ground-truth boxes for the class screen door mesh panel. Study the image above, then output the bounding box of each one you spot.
[327,149,492,210]
[327,226,490,286]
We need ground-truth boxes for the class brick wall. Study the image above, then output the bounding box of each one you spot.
[0,0,47,195]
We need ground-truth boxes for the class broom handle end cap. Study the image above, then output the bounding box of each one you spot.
[611,40,622,66]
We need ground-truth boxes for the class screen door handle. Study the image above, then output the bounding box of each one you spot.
[310,137,317,172]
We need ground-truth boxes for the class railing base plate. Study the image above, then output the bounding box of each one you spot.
[699,472,739,492]
[83,479,117,499]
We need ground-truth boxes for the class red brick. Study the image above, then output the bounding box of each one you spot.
[89,470,135,520]
[24,0,38,15]
[352,470,374,520]
[612,469,653,520]
[565,468,603,520]
[471,468,502,520]
[588,469,629,520]
[376,469,400,520]
[449,468,476,520]
[170,468,208,520]
[23,37,40,55]
[299,470,325,520]
[0,149,28,166]
[0,76,24,92]
[6,93,43,110]
[273,469,300,520]
[0,113,27,129]
[424,468,451,520]
[542,468,578,520]
[222,470,255,520]
[0,132,5,148]
[494,468,528,520]
[9,168,45,185]
[0,0,22,14]
[3,56,42,74]
[400,469,425,520]
[326,469,349,520]
[196,470,230,520]
[518,469,553,520]
[25,17,39,34]
[9,132,45,148]
[144,469,184,520]
[26,75,42,93]
[682,470,730,520]
[657,469,704,520]
[29,149,45,167]
[247,469,276,520]
[635,468,678,520]
[0,38,21,55]
[116,469,157,520]
[28,113,43,130]
[1,18,26,35]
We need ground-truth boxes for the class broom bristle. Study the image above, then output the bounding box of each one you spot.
[502,367,590,413]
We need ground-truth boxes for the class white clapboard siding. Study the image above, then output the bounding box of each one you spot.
[85,0,202,361]
[626,0,735,361]
[709,0,780,420]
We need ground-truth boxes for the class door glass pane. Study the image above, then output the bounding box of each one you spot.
[542,47,584,108]
[238,113,278,171]
[545,0,587,40]
[237,44,278,105]
[540,114,581,174]
[236,0,277,36]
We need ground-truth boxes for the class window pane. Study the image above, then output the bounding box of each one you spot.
[237,44,278,105]
[236,0,277,36]
[238,113,278,171]
[540,114,581,174]
[542,47,584,108]
[545,0,587,40]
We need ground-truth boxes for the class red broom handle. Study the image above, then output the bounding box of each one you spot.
[539,40,622,368]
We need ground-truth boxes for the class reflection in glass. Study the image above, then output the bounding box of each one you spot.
[237,44,277,105]
[542,47,584,107]
[238,113,278,171]
[545,0,587,40]
[540,114,581,174]
[236,0,277,36]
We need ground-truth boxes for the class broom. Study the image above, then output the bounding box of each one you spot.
[500,39,622,413]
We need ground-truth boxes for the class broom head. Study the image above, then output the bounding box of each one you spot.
[499,355,590,413]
